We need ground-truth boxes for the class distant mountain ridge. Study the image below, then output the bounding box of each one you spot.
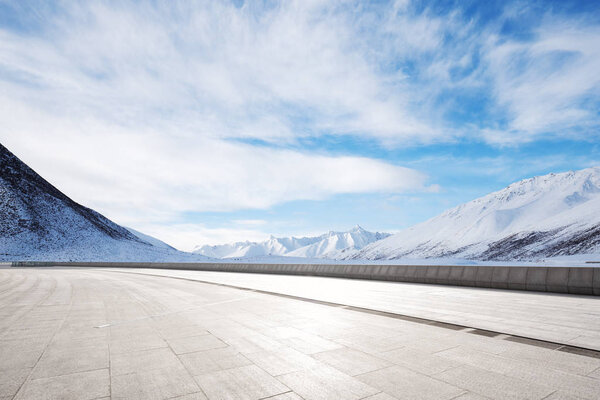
[0,143,206,262]
[193,225,390,259]
[345,167,600,261]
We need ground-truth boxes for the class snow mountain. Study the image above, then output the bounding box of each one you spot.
[0,143,207,262]
[347,167,600,261]
[193,225,390,259]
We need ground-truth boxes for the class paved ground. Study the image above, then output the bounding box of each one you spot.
[1,267,599,400]
[107,268,600,351]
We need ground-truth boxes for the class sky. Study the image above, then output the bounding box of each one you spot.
[1,0,600,251]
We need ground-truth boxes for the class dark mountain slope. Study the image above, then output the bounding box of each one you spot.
[0,143,205,261]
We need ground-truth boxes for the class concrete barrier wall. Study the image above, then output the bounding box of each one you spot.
[10,261,600,296]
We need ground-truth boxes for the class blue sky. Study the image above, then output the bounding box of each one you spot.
[1,0,600,250]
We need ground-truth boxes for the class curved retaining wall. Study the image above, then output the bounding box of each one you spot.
[10,261,600,296]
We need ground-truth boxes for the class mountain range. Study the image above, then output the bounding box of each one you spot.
[193,226,390,259]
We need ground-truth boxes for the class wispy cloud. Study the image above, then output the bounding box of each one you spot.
[0,1,438,144]
[3,1,599,146]
[483,20,600,141]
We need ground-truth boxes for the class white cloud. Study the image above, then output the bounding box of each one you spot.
[1,100,429,223]
[483,19,600,140]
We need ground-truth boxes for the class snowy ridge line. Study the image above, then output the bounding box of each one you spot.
[193,225,390,259]
[11,262,600,296]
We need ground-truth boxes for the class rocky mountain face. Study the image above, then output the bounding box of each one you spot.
[0,143,204,261]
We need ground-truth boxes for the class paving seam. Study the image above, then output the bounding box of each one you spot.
[258,390,296,400]
[93,268,600,359]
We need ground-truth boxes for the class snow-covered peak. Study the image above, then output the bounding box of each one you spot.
[350,224,366,233]
[193,227,391,259]
[477,167,599,207]
[349,167,600,261]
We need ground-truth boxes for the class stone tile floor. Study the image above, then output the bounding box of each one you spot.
[112,269,600,350]
[0,267,599,399]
